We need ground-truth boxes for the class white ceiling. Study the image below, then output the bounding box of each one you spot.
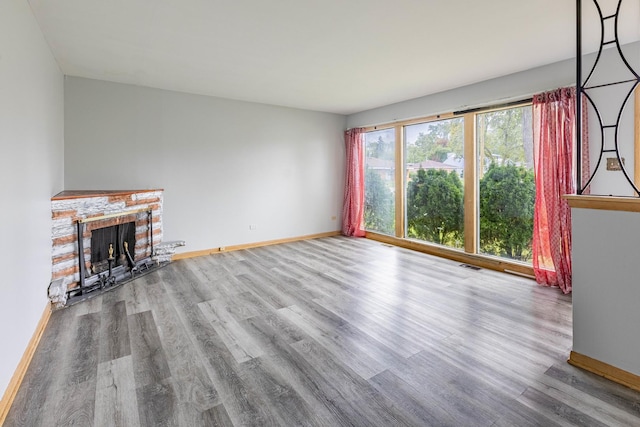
[26,0,640,115]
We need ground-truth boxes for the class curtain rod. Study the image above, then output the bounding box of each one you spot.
[348,95,537,131]
[453,98,533,116]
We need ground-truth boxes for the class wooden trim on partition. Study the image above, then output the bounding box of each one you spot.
[463,112,477,254]
[0,303,52,425]
[569,351,640,393]
[564,194,640,212]
[172,231,341,260]
[365,232,534,278]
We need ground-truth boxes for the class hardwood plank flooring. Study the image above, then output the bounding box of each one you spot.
[5,236,640,426]
[94,356,140,427]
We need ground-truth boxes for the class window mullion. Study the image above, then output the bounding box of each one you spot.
[463,112,477,254]
[395,125,404,238]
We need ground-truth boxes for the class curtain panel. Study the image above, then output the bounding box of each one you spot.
[342,128,366,237]
[532,87,579,294]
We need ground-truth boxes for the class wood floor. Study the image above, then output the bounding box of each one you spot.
[5,236,640,426]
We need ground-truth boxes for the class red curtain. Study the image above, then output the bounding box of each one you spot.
[532,87,579,294]
[342,128,366,237]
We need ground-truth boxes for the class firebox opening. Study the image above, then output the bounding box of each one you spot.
[90,222,136,275]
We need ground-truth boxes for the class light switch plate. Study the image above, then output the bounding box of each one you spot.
[606,157,625,171]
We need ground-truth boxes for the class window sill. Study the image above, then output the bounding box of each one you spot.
[365,231,534,279]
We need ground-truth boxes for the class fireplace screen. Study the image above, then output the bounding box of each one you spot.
[90,222,136,274]
[70,208,158,303]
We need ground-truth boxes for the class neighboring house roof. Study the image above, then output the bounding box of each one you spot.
[366,158,395,169]
[367,156,464,174]
[367,157,464,170]
[443,153,464,169]
[406,159,458,171]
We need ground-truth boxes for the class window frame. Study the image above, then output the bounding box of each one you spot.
[402,115,466,250]
[474,103,535,263]
[361,103,535,278]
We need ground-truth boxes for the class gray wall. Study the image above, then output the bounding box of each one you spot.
[347,58,575,128]
[0,0,64,394]
[64,77,346,253]
[572,208,640,376]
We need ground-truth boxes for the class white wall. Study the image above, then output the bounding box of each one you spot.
[572,208,640,376]
[64,77,346,253]
[0,0,64,396]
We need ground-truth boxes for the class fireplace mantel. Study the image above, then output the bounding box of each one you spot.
[52,189,163,200]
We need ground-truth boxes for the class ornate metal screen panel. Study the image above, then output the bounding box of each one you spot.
[577,0,640,196]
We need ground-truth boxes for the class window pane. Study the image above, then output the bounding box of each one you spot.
[405,118,464,249]
[364,129,395,235]
[477,106,534,262]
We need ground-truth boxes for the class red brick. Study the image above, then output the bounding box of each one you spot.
[52,252,76,265]
[52,266,78,280]
[135,228,161,241]
[86,214,137,232]
[52,234,77,246]
[52,209,78,219]
[66,282,80,291]
[126,196,160,207]
[108,195,131,204]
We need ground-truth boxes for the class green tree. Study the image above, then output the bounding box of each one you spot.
[406,169,464,247]
[479,164,535,261]
[406,118,464,163]
[364,168,394,234]
[366,135,394,161]
[477,107,528,171]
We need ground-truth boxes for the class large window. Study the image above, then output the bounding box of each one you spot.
[477,106,534,262]
[364,129,395,235]
[405,118,464,249]
[363,102,535,267]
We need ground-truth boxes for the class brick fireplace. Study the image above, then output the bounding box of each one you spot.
[50,189,164,304]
